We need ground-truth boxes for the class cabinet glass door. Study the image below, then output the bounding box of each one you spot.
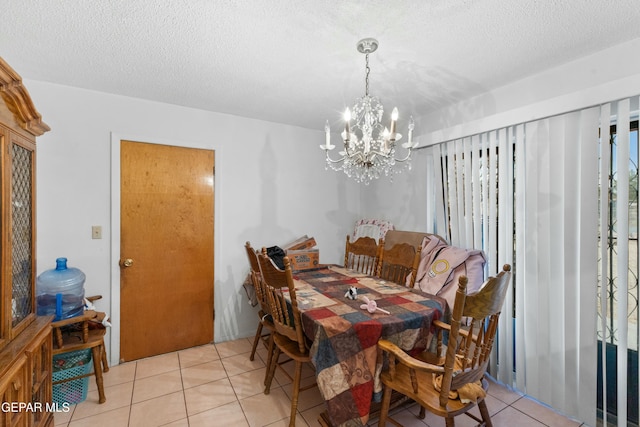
[10,141,33,327]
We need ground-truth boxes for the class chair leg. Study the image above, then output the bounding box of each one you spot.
[445,416,455,427]
[264,334,275,386]
[264,345,280,395]
[418,406,425,419]
[91,346,106,404]
[250,322,264,361]
[478,399,493,427]
[288,361,303,427]
[378,384,392,426]
[100,340,109,373]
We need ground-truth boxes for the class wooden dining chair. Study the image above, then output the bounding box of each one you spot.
[344,235,382,275]
[246,241,275,362]
[51,302,110,404]
[258,251,316,427]
[377,242,422,287]
[377,264,512,427]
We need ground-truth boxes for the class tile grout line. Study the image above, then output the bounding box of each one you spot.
[232,341,268,427]
[508,398,551,427]
[176,351,191,427]
[127,361,137,427]
[219,347,254,427]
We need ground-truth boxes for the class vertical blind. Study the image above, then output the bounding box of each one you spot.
[424,96,640,426]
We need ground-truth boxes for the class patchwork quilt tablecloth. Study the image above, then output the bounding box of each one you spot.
[294,265,447,427]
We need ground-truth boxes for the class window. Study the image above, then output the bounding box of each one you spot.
[597,120,639,425]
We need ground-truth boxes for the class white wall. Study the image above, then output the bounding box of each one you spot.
[28,82,361,364]
[363,38,640,231]
[28,37,640,365]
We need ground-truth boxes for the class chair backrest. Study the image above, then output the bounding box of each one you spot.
[383,230,446,250]
[352,218,395,241]
[245,241,260,272]
[257,251,307,353]
[438,264,512,407]
[50,309,107,354]
[344,235,382,275]
[245,241,268,312]
[377,242,422,287]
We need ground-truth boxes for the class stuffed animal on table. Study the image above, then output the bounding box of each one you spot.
[344,286,358,300]
[359,296,390,315]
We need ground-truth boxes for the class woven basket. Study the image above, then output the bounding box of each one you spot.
[52,349,92,405]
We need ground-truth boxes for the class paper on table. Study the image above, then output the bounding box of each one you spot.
[296,290,336,309]
[357,277,407,294]
[284,280,337,309]
[328,265,369,278]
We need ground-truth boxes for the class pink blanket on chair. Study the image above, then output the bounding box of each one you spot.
[411,236,487,310]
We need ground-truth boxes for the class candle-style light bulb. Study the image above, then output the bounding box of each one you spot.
[389,107,398,141]
[325,120,331,146]
[344,108,351,141]
[402,116,416,149]
[407,116,414,145]
[382,127,390,153]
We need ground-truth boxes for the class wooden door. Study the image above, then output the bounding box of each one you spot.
[120,140,214,362]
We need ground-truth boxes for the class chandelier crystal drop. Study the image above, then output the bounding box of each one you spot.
[321,38,417,185]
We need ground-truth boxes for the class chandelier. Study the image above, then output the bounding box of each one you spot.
[321,38,417,185]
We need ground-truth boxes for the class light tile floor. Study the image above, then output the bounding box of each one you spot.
[53,337,587,427]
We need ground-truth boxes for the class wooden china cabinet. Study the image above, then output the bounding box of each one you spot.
[0,57,54,427]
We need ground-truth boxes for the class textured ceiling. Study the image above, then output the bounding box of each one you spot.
[2,0,640,131]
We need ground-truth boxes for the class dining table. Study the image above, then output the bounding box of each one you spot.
[290,264,448,427]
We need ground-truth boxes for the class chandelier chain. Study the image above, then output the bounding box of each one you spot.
[365,53,370,97]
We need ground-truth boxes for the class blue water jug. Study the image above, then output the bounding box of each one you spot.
[36,257,86,320]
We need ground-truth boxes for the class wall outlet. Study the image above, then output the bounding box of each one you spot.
[92,225,102,239]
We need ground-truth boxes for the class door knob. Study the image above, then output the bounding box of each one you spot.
[121,258,134,268]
